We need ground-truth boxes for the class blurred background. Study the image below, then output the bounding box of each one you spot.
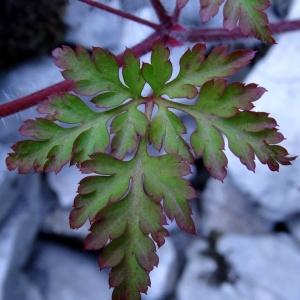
[0,0,300,299]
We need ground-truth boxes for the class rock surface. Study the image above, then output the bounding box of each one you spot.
[27,242,111,300]
[42,207,89,239]
[48,166,85,208]
[177,239,239,300]
[119,6,157,50]
[201,178,271,235]
[178,234,300,300]
[219,234,300,300]
[0,144,19,223]
[0,174,46,300]
[120,0,148,13]
[65,0,122,49]
[289,217,300,243]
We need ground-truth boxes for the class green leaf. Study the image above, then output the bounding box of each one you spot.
[142,43,172,95]
[7,94,110,173]
[200,0,274,43]
[145,43,270,162]
[111,106,148,159]
[186,79,293,180]
[70,154,131,228]
[122,49,146,98]
[149,105,192,161]
[161,44,256,99]
[143,153,195,233]
[53,46,144,106]
[71,144,194,299]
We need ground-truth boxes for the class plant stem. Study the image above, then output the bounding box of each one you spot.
[0,80,74,117]
[185,20,300,42]
[78,0,161,30]
[149,0,171,25]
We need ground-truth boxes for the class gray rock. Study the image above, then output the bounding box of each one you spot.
[4,273,43,300]
[0,174,44,300]
[289,216,300,243]
[119,6,158,50]
[219,234,300,300]
[0,29,63,300]
[48,166,85,208]
[120,0,148,12]
[272,0,293,18]
[42,207,89,239]
[65,0,122,49]
[227,0,300,220]
[201,177,272,235]
[0,144,19,223]
[177,239,239,300]
[178,234,300,300]
[28,242,111,300]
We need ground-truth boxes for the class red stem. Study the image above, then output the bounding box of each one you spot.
[271,19,300,33]
[79,0,161,30]
[149,0,172,25]
[1,19,300,118]
[0,80,74,117]
[185,20,300,42]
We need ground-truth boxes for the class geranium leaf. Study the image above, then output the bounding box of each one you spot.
[7,43,295,300]
[162,79,294,180]
[161,43,255,99]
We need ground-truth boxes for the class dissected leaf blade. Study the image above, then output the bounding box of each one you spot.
[7,94,117,173]
[187,79,294,179]
[162,44,256,99]
[72,146,194,300]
